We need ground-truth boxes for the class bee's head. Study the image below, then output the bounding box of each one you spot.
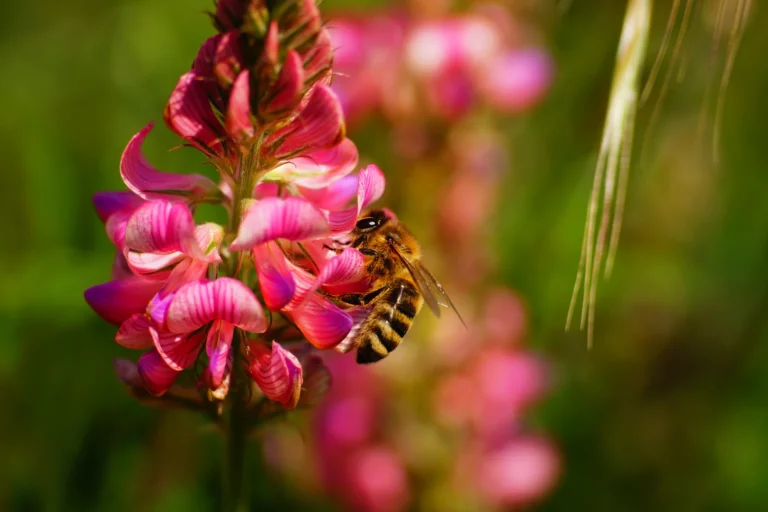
[354,209,392,233]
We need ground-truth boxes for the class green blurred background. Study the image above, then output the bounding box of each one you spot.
[2,0,768,510]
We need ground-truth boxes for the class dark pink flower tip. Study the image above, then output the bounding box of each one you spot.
[247,340,303,408]
[262,50,305,117]
[193,34,221,76]
[123,200,203,259]
[267,85,346,159]
[213,0,248,32]
[137,349,182,396]
[326,164,386,233]
[482,48,554,112]
[165,278,267,334]
[164,74,226,156]
[226,70,255,140]
[253,242,296,311]
[213,31,243,87]
[290,293,353,349]
[230,197,330,250]
[151,327,204,372]
[93,191,144,224]
[121,123,220,198]
[268,138,359,190]
[206,320,235,387]
[84,277,164,326]
[260,21,280,70]
[301,29,333,85]
[115,314,154,350]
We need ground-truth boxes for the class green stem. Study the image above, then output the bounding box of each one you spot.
[224,331,247,512]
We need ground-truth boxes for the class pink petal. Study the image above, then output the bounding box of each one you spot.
[206,320,235,387]
[268,138,359,190]
[93,191,144,223]
[151,327,204,372]
[164,74,226,156]
[213,31,243,87]
[137,350,181,396]
[286,248,364,309]
[247,340,303,408]
[115,314,154,349]
[165,278,266,334]
[126,251,185,277]
[261,50,305,117]
[301,28,333,85]
[266,85,345,159]
[327,165,386,232]
[289,293,353,349]
[146,259,210,325]
[111,252,134,280]
[84,277,164,326]
[226,70,254,139]
[298,174,360,211]
[124,200,204,259]
[194,223,225,263]
[230,197,330,250]
[253,242,296,311]
[192,34,221,76]
[121,123,220,197]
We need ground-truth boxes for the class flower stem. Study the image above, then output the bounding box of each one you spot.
[224,331,247,512]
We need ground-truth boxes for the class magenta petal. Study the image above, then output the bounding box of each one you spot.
[165,278,266,334]
[267,85,345,158]
[194,223,224,263]
[230,197,330,250]
[302,29,333,85]
[287,248,364,308]
[192,34,221,76]
[121,123,219,198]
[247,341,303,408]
[214,31,243,87]
[290,294,353,349]
[84,277,164,325]
[206,320,235,387]
[137,350,181,396]
[253,242,296,311]
[116,314,154,349]
[124,200,203,259]
[164,74,225,156]
[93,191,144,223]
[327,165,386,232]
[226,70,254,139]
[298,174,359,210]
[151,327,203,371]
[271,138,359,190]
[262,50,305,116]
[126,251,185,276]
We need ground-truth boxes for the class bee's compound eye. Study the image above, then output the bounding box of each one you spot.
[355,217,379,231]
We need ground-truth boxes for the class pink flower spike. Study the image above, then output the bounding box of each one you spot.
[247,341,303,408]
[137,350,181,396]
[164,75,226,156]
[290,294,353,349]
[268,85,345,159]
[165,278,267,334]
[226,70,255,140]
[262,51,305,116]
[269,138,359,190]
[230,197,330,250]
[121,123,220,198]
[84,277,164,326]
[116,314,154,349]
[151,328,204,371]
[124,200,204,260]
[206,320,235,386]
[93,191,144,223]
[253,242,296,311]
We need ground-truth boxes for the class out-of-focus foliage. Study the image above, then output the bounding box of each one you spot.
[2,0,768,511]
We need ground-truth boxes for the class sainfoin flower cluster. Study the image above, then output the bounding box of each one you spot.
[85,0,384,409]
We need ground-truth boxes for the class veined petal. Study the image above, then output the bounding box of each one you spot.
[84,277,164,326]
[302,29,333,86]
[151,327,204,371]
[137,350,181,396]
[126,251,185,277]
[164,74,226,156]
[267,138,359,190]
[261,50,305,117]
[146,259,211,325]
[93,191,144,223]
[165,278,266,334]
[230,197,330,250]
[286,248,364,309]
[253,242,296,311]
[116,314,154,349]
[226,70,254,139]
[124,200,204,259]
[206,320,235,387]
[289,294,353,349]
[267,85,345,159]
[121,123,220,198]
[298,174,359,211]
[327,165,386,233]
[247,341,303,408]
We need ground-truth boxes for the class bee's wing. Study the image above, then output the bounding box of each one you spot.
[391,245,466,327]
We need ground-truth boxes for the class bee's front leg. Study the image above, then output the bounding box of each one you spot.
[331,285,389,306]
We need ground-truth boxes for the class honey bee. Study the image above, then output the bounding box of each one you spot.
[331,209,464,364]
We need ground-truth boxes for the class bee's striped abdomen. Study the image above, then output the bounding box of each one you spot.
[356,279,423,364]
